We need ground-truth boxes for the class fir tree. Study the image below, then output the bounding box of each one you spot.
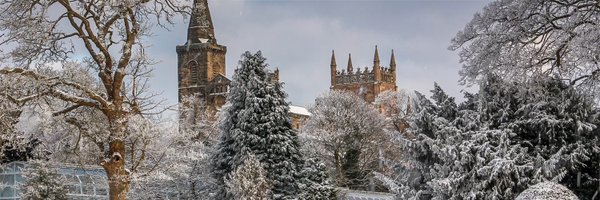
[298,158,336,200]
[414,76,599,199]
[211,51,304,199]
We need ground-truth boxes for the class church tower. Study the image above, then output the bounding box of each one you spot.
[330,46,397,103]
[176,0,228,109]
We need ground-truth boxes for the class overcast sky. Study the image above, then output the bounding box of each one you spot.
[147,0,491,113]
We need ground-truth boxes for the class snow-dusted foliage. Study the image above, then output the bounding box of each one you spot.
[20,161,68,200]
[212,51,304,199]
[516,181,579,200]
[304,90,386,189]
[392,77,600,200]
[179,95,220,144]
[450,0,600,92]
[1,63,215,199]
[374,90,412,133]
[225,153,271,200]
[0,0,192,198]
[297,158,337,200]
[121,103,222,200]
[480,75,600,198]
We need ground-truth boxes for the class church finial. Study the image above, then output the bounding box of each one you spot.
[374,45,380,66]
[331,50,336,86]
[390,49,396,71]
[347,53,353,73]
[188,0,216,44]
[374,45,381,81]
[331,50,337,67]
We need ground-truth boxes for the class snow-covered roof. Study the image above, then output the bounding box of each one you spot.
[338,189,396,200]
[289,105,311,116]
[516,181,579,200]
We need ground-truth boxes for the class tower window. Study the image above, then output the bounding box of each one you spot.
[190,63,198,83]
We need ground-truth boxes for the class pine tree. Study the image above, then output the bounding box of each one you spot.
[225,154,271,200]
[211,51,304,199]
[430,82,458,121]
[20,161,68,200]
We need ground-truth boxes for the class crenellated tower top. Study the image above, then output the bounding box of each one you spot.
[330,46,398,102]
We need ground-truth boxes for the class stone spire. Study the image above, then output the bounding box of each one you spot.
[347,53,353,73]
[330,50,337,67]
[331,50,337,85]
[374,45,381,81]
[390,49,396,71]
[187,0,216,44]
[374,45,380,67]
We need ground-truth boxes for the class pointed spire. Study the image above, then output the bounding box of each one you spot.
[331,50,337,86]
[330,50,337,67]
[374,46,381,81]
[374,45,380,66]
[347,53,353,73]
[188,0,216,44]
[390,49,396,71]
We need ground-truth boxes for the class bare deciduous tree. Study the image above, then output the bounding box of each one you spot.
[0,1,191,199]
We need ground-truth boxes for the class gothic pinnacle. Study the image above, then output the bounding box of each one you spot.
[390,49,396,71]
[374,45,380,66]
[331,50,337,67]
[347,53,353,73]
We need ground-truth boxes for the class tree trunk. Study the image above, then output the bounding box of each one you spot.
[101,116,130,200]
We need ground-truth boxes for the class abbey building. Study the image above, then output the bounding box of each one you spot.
[330,47,398,103]
[177,0,397,129]
[176,0,228,109]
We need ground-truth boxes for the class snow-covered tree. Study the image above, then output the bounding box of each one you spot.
[304,90,386,189]
[225,153,271,200]
[394,78,600,199]
[20,161,68,200]
[374,90,412,134]
[212,51,304,199]
[179,95,220,145]
[297,157,337,200]
[0,0,191,198]
[450,0,600,92]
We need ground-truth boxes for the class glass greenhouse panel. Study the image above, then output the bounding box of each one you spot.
[0,162,108,200]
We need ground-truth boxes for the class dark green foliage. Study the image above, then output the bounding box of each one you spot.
[402,76,600,199]
[298,158,337,200]
[211,51,304,199]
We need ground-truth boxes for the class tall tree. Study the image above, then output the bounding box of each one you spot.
[394,78,600,199]
[212,51,304,199]
[450,0,600,92]
[0,1,189,199]
[305,90,386,189]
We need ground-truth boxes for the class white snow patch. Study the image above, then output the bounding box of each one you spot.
[516,181,579,200]
[289,105,311,116]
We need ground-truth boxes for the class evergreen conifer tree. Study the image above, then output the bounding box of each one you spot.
[211,51,304,199]
[298,158,336,200]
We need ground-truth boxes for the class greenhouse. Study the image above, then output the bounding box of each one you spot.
[0,161,108,200]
